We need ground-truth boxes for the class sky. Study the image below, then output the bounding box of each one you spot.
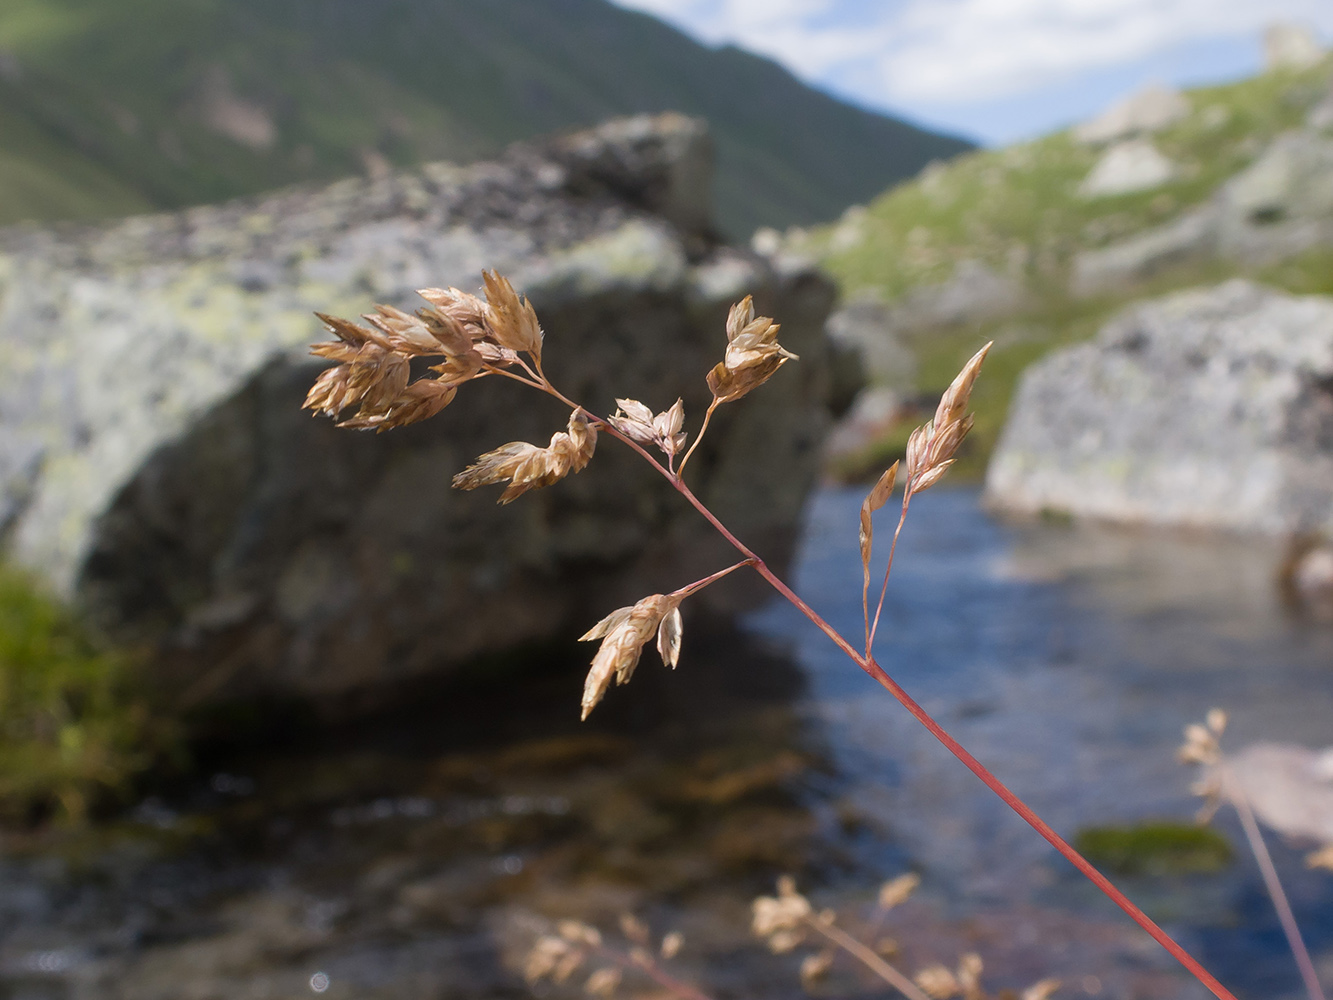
[608,0,1333,145]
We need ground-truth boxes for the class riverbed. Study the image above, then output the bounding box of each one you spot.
[2,487,1331,1000]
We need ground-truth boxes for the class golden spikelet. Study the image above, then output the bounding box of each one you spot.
[610,397,687,460]
[904,343,991,496]
[482,270,544,360]
[876,872,919,911]
[859,461,899,587]
[452,409,597,503]
[578,594,683,719]
[305,314,410,419]
[706,296,797,403]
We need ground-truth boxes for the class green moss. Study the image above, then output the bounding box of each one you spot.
[0,563,167,824]
[1074,822,1232,876]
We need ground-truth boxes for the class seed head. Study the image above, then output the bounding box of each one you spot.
[915,965,960,1000]
[660,931,684,960]
[610,397,688,460]
[585,967,621,997]
[482,270,544,360]
[1022,979,1062,1000]
[452,409,597,503]
[877,872,919,911]
[904,343,991,496]
[706,296,797,403]
[752,875,812,945]
[579,594,683,719]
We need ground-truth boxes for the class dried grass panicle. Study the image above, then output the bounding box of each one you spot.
[800,950,835,984]
[860,461,900,585]
[1022,980,1063,1000]
[877,872,919,911]
[526,934,587,983]
[1178,708,1230,824]
[915,963,960,999]
[481,270,544,360]
[579,594,683,719]
[752,875,813,953]
[611,397,688,460]
[706,296,797,403]
[452,408,597,504]
[304,269,546,431]
[660,931,684,960]
[585,967,622,997]
[904,342,992,495]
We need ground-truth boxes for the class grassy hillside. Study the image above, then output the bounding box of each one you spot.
[797,58,1333,478]
[0,0,972,239]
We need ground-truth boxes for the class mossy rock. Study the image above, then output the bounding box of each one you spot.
[1074,821,1232,876]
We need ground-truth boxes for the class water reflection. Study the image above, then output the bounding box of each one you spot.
[752,486,1333,999]
[5,488,1333,999]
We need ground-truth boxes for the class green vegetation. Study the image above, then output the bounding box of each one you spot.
[1074,822,1233,877]
[0,564,163,824]
[803,59,1333,477]
[0,0,970,239]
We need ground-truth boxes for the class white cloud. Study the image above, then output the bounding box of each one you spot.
[611,0,1333,104]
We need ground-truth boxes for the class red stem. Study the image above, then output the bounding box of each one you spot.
[542,387,1238,1000]
[658,473,1238,1000]
[867,494,912,656]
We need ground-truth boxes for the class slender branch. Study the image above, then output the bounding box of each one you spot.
[803,916,932,1000]
[867,494,912,656]
[479,364,546,391]
[672,559,756,600]
[508,365,1238,1000]
[676,398,720,478]
[1223,766,1326,1000]
[593,945,716,1000]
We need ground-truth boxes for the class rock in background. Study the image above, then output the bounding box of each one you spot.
[986,281,1333,534]
[0,114,835,708]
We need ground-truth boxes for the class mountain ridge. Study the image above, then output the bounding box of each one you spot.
[0,0,973,238]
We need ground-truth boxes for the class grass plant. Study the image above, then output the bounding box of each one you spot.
[303,269,1248,999]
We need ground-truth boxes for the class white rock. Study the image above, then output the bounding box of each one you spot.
[1079,139,1176,197]
[1264,23,1325,72]
[1074,85,1190,145]
[987,281,1333,535]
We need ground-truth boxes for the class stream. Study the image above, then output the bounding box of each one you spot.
[3,486,1333,1000]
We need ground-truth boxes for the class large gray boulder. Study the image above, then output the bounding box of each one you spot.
[986,281,1333,534]
[0,113,836,707]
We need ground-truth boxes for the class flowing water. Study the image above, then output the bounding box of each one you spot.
[3,487,1333,1000]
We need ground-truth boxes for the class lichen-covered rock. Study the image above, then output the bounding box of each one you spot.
[0,113,836,707]
[986,281,1333,534]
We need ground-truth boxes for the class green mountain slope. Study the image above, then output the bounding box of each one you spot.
[796,58,1333,478]
[0,0,972,238]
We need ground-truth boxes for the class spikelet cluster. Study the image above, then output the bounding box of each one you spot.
[915,954,985,1000]
[610,397,687,461]
[751,875,813,954]
[303,269,542,431]
[903,343,991,495]
[1178,708,1228,822]
[706,296,797,403]
[453,409,597,504]
[578,594,683,719]
[525,920,603,987]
